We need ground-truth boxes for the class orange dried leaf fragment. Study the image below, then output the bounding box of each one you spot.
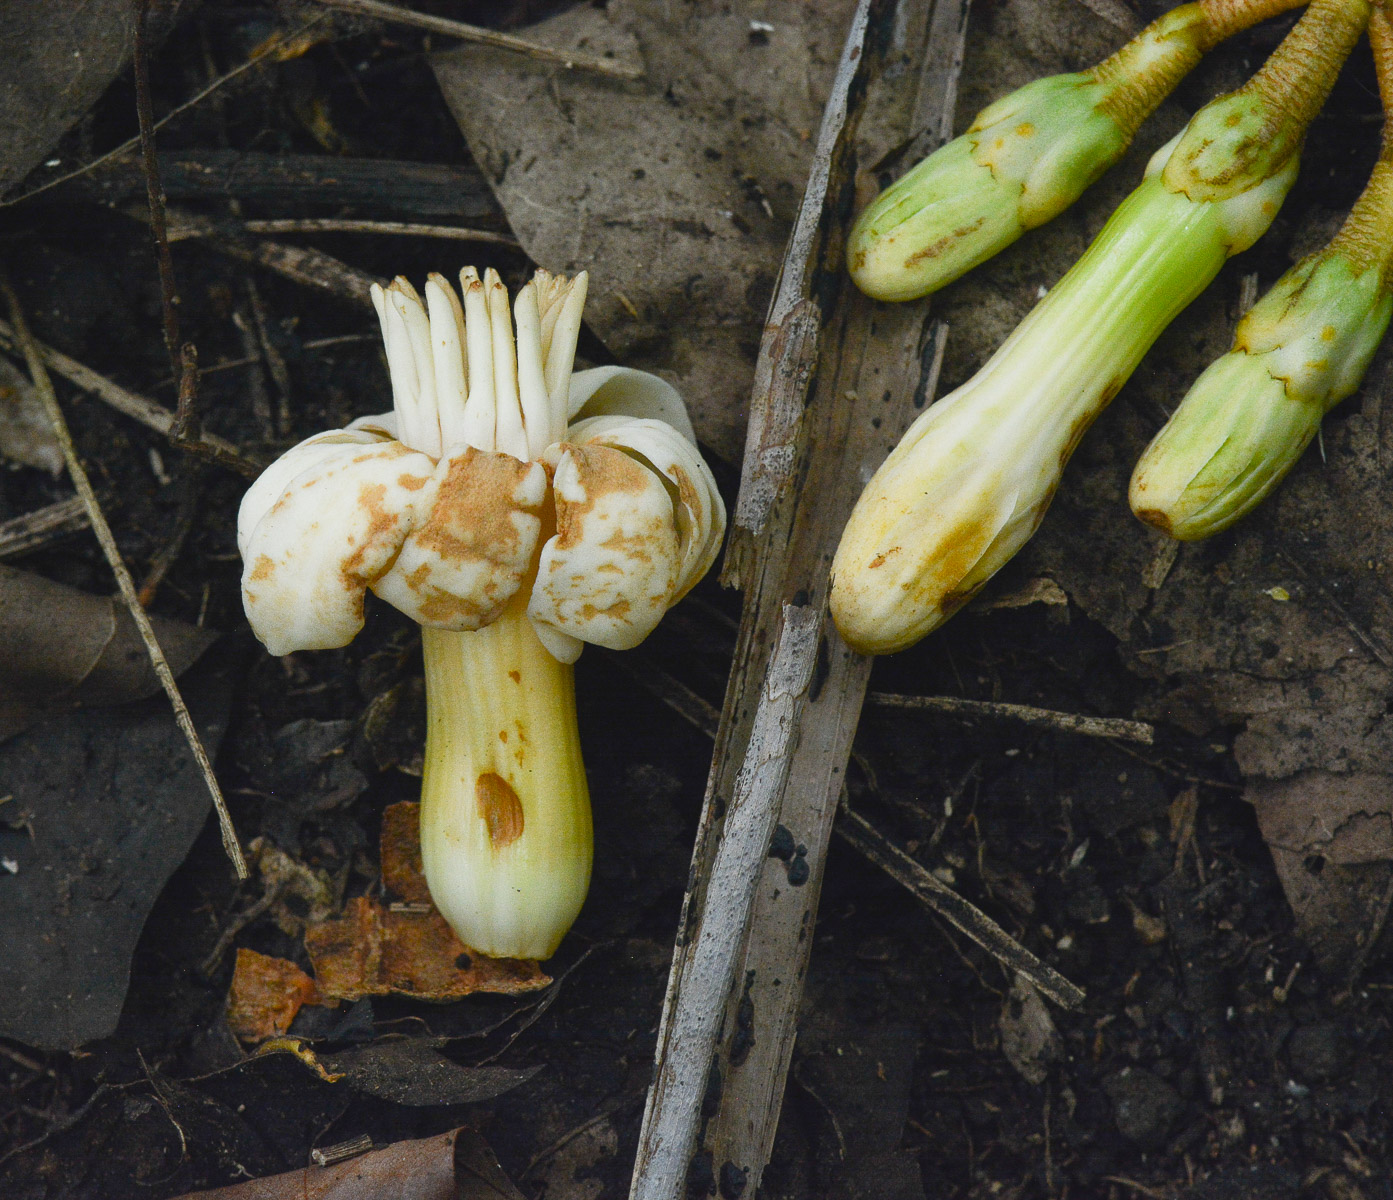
[225,948,327,1043]
[305,896,549,1002]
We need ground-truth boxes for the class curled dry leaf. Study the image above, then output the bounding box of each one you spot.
[0,563,217,740]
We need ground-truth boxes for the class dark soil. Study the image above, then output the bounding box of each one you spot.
[2,3,1391,1199]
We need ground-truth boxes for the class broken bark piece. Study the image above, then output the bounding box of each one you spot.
[380,799,431,904]
[60,151,503,220]
[226,949,329,1043]
[305,896,549,1002]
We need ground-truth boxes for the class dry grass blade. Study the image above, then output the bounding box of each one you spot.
[240,218,522,247]
[0,15,331,210]
[1,277,247,880]
[867,692,1155,744]
[315,0,644,80]
[0,318,261,478]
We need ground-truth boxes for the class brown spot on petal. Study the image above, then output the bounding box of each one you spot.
[553,444,652,551]
[398,473,430,491]
[476,772,524,849]
[414,449,539,571]
[508,670,521,683]
[342,481,400,583]
[249,554,276,583]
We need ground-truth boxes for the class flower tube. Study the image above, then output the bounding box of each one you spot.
[831,0,1368,655]
[238,268,725,959]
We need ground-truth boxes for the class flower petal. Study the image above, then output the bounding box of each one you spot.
[240,438,437,655]
[568,366,696,444]
[565,415,726,600]
[237,425,393,557]
[373,447,548,630]
[527,442,681,651]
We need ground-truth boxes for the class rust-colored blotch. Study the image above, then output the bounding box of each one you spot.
[476,772,525,848]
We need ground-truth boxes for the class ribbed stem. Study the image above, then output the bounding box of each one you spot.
[419,595,592,960]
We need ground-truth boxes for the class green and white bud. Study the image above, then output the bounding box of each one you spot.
[1133,166,1393,539]
[847,0,1305,302]
[831,0,1368,655]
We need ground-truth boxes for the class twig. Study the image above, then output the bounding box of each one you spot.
[2,277,247,880]
[244,278,292,434]
[0,1085,112,1168]
[1344,868,1393,991]
[524,1092,646,1177]
[158,207,385,305]
[134,0,186,383]
[313,0,644,80]
[137,470,203,608]
[866,692,1155,745]
[836,808,1086,1010]
[0,496,91,560]
[240,218,522,247]
[0,15,331,209]
[0,319,260,477]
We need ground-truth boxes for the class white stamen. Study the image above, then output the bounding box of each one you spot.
[379,288,425,453]
[544,272,588,427]
[486,269,527,460]
[459,267,496,451]
[390,281,442,458]
[426,274,469,450]
[514,282,553,459]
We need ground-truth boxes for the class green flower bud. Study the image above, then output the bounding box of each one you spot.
[846,0,1307,302]
[831,0,1367,655]
[1132,166,1393,539]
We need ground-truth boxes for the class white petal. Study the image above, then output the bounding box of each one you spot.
[241,439,437,655]
[426,273,469,449]
[373,449,547,630]
[566,415,726,600]
[568,366,696,444]
[237,425,391,556]
[527,443,681,651]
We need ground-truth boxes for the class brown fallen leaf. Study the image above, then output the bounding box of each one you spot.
[171,1126,525,1200]
[381,798,431,903]
[226,949,330,1043]
[0,356,61,474]
[305,896,549,1002]
[432,0,856,463]
[0,562,217,740]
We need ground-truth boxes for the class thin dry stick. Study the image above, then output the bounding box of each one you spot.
[241,218,521,247]
[0,496,91,560]
[2,279,247,880]
[314,0,644,80]
[867,692,1155,745]
[0,15,330,209]
[0,319,259,476]
[837,808,1085,1009]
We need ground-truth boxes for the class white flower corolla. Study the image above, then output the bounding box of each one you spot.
[238,267,724,662]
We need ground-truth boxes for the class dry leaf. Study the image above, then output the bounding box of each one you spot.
[305,896,549,1002]
[0,356,61,473]
[171,1128,524,1200]
[381,799,431,904]
[431,0,856,463]
[0,563,217,741]
[226,949,327,1043]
